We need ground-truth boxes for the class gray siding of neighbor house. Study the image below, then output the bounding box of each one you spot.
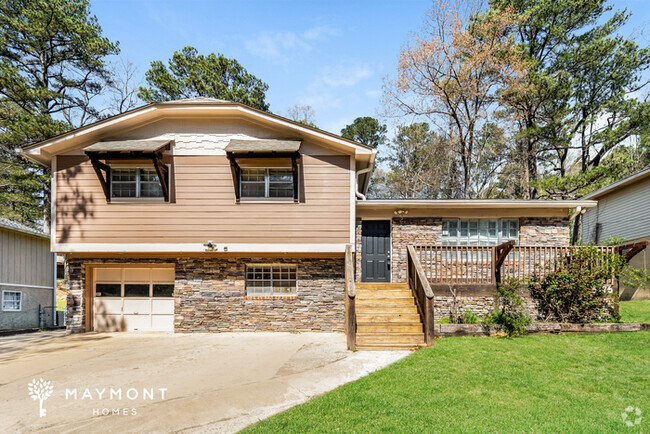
[582,175,650,300]
[582,176,650,244]
[0,227,54,330]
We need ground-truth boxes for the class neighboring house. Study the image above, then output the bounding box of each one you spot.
[23,97,597,348]
[0,218,57,331]
[581,168,650,300]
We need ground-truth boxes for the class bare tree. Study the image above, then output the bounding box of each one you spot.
[286,105,317,127]
[106,59,143,115]
[383,0,526,198]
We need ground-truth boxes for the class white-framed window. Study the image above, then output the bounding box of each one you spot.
[442,219,519,246]
[246,265,297,296]
[240,168,294,199]
[2,290,22,311]
[111,168,163,199]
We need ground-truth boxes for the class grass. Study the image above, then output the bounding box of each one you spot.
[244,332,649,433]
[620,300,650,323]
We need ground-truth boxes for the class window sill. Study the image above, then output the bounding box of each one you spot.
[109,198,167,204]
[245,295,297,300]
[238,198,297,204]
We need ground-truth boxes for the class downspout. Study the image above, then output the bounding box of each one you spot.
[569,205,583,246]
[355,166,372,200]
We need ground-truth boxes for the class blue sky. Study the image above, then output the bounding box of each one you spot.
[91,0,650,136]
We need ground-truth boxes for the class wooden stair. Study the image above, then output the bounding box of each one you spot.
[355,282,425,350]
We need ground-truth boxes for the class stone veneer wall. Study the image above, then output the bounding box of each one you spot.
[431,289,541,322]
[65,256,344,334]
[391,217,443,283]
[519,217,570,245]
[389,216,570,283]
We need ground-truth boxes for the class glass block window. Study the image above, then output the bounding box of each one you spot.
[442,219,519,246]
[246,265,297,296]
[240,168,294,199]
[111,168,163,199]
[2,291,22,311]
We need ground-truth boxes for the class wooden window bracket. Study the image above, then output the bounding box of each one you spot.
[85,150,169,202]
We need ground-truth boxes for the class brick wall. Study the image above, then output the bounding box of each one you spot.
[65,256,344,334]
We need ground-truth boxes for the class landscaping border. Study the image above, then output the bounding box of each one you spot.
[436,322,650,337]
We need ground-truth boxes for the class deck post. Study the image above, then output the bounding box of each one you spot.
[344,244,356,350]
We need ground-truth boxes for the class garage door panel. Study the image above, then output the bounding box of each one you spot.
[152,268,175,283]
[123,314,150,332]
[151,315,174,332]
[95,298,123,313]
[124,268,151,283]
[95,268,122,283]
[152,298,174,312]
[94,314,126,332]
[123,298,152,314]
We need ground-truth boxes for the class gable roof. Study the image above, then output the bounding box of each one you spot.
[22,98,376,167]
[0,217,49,239]
[581,168,650,200]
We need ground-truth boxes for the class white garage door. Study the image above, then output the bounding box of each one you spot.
[93,267,174,332]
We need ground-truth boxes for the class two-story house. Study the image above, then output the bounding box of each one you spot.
[24,97,599,349]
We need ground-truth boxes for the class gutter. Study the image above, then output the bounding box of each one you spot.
[356,199,598,208]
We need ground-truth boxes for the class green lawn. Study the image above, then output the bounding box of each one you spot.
[620,300,650,323]
[245,332,649,433]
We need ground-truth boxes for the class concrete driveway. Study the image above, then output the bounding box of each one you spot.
[0,331,408,433]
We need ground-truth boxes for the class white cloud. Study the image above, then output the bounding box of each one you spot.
[298,92,342,111]
[244,31,310,63]
[365,89,382,99]
[244,25,340,64]
[302,25,340,41]
[320,64,373,88]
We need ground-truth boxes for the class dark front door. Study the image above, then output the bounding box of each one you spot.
[361,220,391,282]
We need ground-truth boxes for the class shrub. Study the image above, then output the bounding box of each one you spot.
[460,310,479,324]
[528,245,626,323]
[445,309,480,324]
[489,278,531,337]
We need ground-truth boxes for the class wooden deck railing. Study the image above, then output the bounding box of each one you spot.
[413,244,617,285]
[414,245,496,284]
[502,245,616,283]
[407,245,435,345]
[344,244,356,350]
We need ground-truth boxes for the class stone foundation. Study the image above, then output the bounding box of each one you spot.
[65,256,344,334]
[433,291,539,321]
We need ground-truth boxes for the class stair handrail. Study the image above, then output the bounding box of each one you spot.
[407,245,435,346]
[345,244,356,350]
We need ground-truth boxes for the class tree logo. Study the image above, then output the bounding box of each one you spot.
[621,406,642,427]
[28,378,54,417]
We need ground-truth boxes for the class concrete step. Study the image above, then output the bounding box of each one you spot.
[357,322,423,333]
[356,313,422,323]
[356,305,419,314]
[357,332,425,345]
